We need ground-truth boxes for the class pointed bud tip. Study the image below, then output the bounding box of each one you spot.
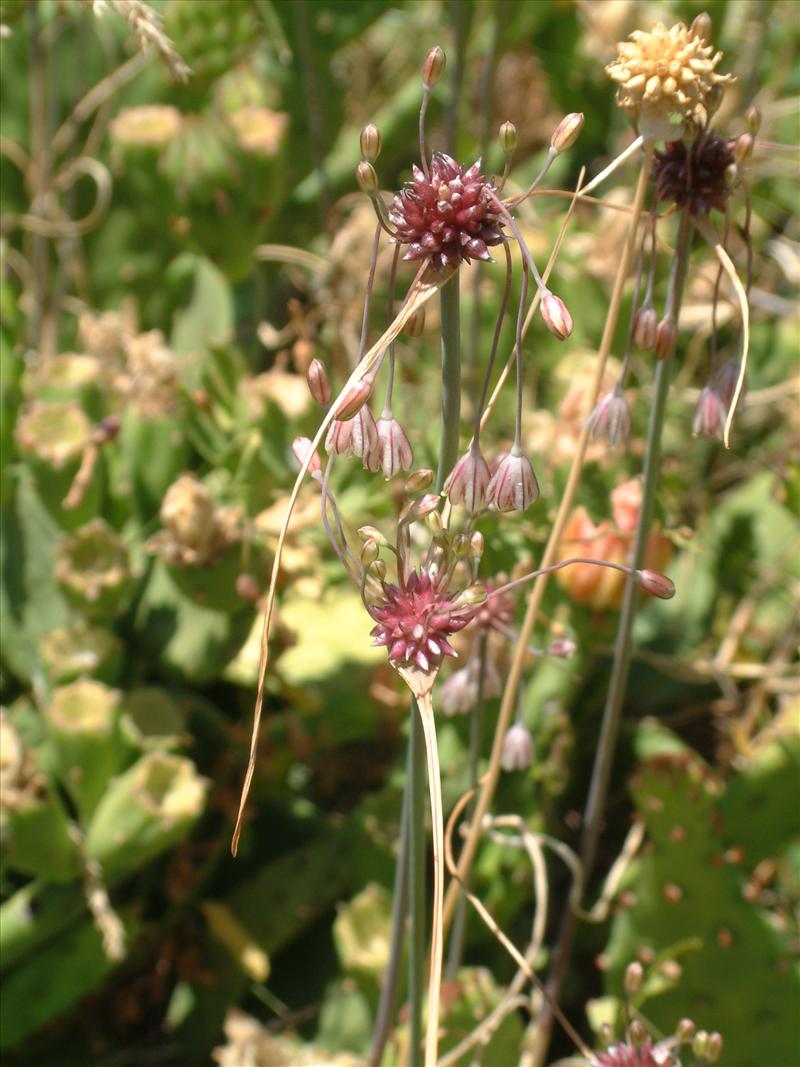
[637,569,675,599]
[422,46,446,88]
[359,123,381,163]
[356,160,378,194]
[499,120,518,154]
[541,291,574,341]
[551,112,584,154]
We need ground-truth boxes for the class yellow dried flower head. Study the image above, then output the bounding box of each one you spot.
[606,19,734,140]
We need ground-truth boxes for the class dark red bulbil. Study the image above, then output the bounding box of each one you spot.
[369,568,475,673]
[389,153,505,271]
[652,132,734,215]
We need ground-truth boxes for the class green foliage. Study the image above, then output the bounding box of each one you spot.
[0,1,797,1064]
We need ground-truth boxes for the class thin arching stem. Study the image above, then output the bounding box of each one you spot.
[473,241,513,440]
[419,86,432,177]
[357,222,383,364]
[512,256,529,451]
[383,245,401,415]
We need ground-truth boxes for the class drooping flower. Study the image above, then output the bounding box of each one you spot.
[375,416,414,479]
[692,382,727,438]
[369,568,476,675]
[501,722,534,771]
[586,389,631,448]
[388,153,505,272]
[487,448,540,512]
[444,447,492,513]
[606,20,734,140]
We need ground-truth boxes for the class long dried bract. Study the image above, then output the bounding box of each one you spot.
[232,264,455,855]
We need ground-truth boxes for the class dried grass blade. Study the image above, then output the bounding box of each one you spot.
[693,216,750,449]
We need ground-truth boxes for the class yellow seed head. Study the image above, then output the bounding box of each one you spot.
[606,21,734,140]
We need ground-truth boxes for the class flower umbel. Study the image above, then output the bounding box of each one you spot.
[369,568,475,674]
[389,153,505,272]
[606,19,734,140]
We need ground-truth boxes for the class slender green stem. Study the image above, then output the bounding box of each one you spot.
[445,635,488,980]
[536,208,693,1066]
[580,207,691,878]
[369,753,409,1067]
[408,706,427,1066]
[408,274,461,1065]
[436,275,463,490]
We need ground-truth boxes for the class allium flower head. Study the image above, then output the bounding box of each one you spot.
[652,133,735,215]
[369,568,476,674]
[606,20,734,140]
[389,153,505,272]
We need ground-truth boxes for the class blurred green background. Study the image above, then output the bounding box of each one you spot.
[1,1,798,1065]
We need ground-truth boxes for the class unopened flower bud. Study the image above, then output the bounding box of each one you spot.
[706,1032,723,1062]
[654,317,677,360]
[375,416,413,479]
[402,308,425,338]
[422,45,446,88]
[548,636,576,659]
[501,722,534,772]
[550,112,584,154]
[360,538,380,566]
[356,160,378,194]
[540,290,573,340]
[499,120,517,154]
[360,123,381,162]
[426,509,443,535]
[458,582,488,607]
[405,467,433,493]
[734,132,754,164]
[628,1020,648,1048]
[444,448,491,513]
[745,105,761,134]
[306,358,331,406]
[292,436,322,478]
[633,303,658,351]
[624,961,644,996]
[335,378,371,420]
[235,573,261,603]
[452,533,471,558]
[637,569,676,600]
[487,448,540,512]
[368,559,387,582]
[692,1031,710,1059]
[358,525,382,543]
[402,492,440,523]
[690,12,712,40]
[470,531,484,559]
[676,1019,696,1043]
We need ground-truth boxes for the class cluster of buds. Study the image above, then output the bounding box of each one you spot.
[589,961,722,1066]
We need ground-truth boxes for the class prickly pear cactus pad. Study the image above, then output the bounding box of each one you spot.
[604,730,800,1067]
